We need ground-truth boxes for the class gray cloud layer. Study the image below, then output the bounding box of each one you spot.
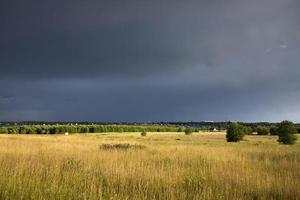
[1,0,300,121]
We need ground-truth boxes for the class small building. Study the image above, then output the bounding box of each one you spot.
[209,127,218,132]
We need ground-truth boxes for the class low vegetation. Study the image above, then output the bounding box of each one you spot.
[100,143,146,150]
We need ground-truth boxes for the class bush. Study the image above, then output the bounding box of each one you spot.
[184,128,193,135]
[49,127,57,134]
[257,126,270,135]
[89,126,97,133]
[79,126,89,133]
[244,126,254,135]
[26,127,35,134]
[226,123,246,142]
[277,121,297,145]
[18,126,27,134]
[177,127,183,132]
[0,127,8,134]
[100,143,145,150]
[251,126,257,133]
[270,125,278,135]
[141,131,147,136]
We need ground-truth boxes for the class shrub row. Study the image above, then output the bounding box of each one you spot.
[0,125,184,134]
[226,121,298,144]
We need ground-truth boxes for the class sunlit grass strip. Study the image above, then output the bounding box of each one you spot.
[0,134,299,199]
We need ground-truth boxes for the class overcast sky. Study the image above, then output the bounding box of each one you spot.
[1,0,300,122]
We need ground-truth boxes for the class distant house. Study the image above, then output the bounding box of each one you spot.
[209,127,218,132]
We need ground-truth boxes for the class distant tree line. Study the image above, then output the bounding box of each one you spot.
[0,124,187,134]
[167,121,300,134]
[1,121,300,133]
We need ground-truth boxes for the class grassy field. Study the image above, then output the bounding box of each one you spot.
[0,132,299,200]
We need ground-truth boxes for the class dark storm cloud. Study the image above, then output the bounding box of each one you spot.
[1,79,300,122]
[1,0,299,80]
[0,24,196,79]
[1,0,300,121]
[0,95,16,103]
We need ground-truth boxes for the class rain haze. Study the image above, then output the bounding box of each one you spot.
[1,0,300,122]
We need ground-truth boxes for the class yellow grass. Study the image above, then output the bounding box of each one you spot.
[0,132,299,199]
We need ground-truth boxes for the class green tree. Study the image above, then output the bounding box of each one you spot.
[277,121,297,145]
[49,127,57,134]
[257,126,270,135]
[270,125,278,135]
[226,123,246,142]
[244,126,253,135]
[184,128,193,135]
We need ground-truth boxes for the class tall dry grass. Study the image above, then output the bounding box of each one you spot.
[0,133,299,200]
